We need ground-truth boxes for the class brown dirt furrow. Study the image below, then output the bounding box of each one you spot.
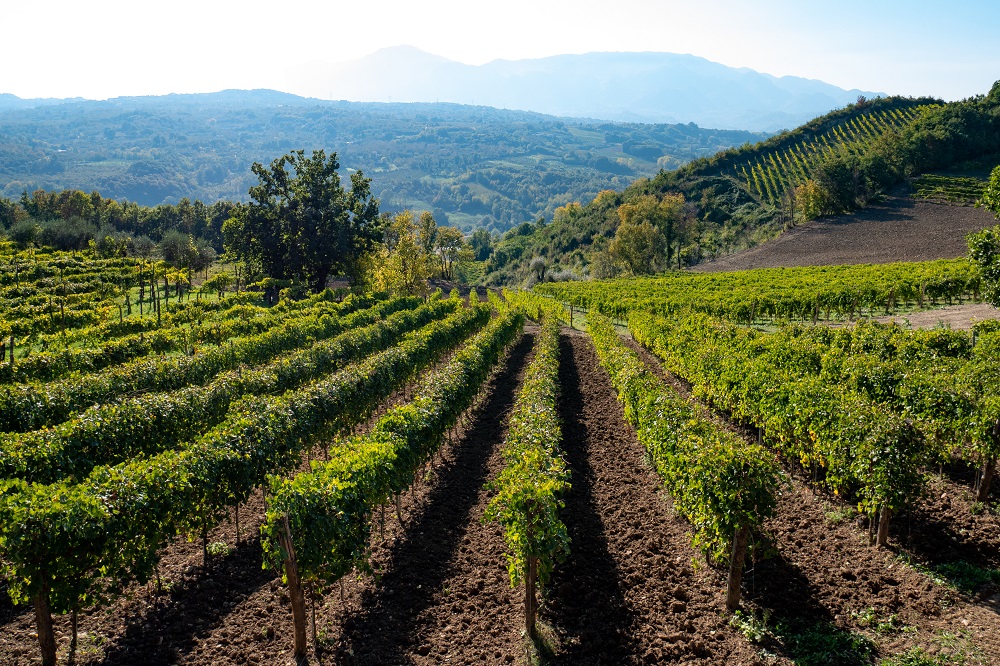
[627,335,1000,665]
[324,330,535,665]
[542,329,761,664]
[695,194,996,273]
[903,471,1000,571]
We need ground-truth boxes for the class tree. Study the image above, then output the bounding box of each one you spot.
[367,211,430,296]
[469,228,494,261]
[434,226,468,280]
[969,166,1000,307]
[608,220,665,276]
[222,150,380,292]
[616,193,684,267]
[982,164,1000,219]
[417,211,437,258]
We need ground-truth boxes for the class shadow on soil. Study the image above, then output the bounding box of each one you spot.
[331,333,534,665]
[96,538,274,665]
[540,333,638,664]
[744,552,877,666]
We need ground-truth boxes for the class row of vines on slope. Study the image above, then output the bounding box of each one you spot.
[535,259,981,324]
[629,312,931,547]
[260,309,524,659]
[485,302,568,637]
[588,311,782,611]
[0,298,462,484]
[0,300,490,666]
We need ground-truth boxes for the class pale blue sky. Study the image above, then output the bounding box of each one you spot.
[2,0,997,102]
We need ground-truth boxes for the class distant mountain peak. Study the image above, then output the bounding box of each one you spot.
[277,46,882,131]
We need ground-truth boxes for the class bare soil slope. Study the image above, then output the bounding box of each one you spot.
[696,197,996,273]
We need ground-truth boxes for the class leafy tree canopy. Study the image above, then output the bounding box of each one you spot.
[969,165,1000,307]
[223,150,380,292]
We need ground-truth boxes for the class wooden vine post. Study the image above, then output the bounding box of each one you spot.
[977,419,1000,503]
[725,526,750,612]
[979,458,997,503]
[278,515,308,660]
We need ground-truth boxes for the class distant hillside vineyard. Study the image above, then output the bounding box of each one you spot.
[482,85,1000,285]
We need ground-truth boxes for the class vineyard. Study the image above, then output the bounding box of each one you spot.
[912,174,988,206]
[1,244,1000,665]
[738,105,934,206]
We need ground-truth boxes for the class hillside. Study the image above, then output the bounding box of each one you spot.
[694,187,998,272]
[0,92,765,234]
[485,84,1000,285]
[280,46,880,132]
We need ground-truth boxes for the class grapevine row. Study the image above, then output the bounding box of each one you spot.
[588,312,780,610]
[0,301,493,663]
[260,309,524,658]
[485,310,568,636]
[0,290,373,385]
[0,294,411,432]
[535,259,980,324]
[0,298,464,484]
[628,311,928,547]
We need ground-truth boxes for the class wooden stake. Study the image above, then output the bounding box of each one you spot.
[876,505,892,548]
[978,456,996,504]
[525,554,538,638]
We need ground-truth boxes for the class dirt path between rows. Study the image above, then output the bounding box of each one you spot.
[864,302,1000,331]
[541,329,761,664]
[625,333,1000,665]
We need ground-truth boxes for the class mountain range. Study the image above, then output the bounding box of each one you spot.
[276,46,881,132]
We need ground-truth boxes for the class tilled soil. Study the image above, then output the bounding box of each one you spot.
[696,195,997,273]
[4,324,1000,665]
[626,333,1000,665]
[542,329,761,664]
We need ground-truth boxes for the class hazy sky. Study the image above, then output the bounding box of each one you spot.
[3,0,997,101]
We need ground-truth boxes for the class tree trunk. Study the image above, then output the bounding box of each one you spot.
[278,516,308,660]
[978,457,996,504]
[71,606,79,657]
[525,554,538,638]
[725,526,750,611]
[33,586,57,666]
[876,505,892,548]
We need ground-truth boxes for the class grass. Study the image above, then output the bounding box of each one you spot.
[898,554,1000,595]
[911,174,986,205]
[730,609,877,665]
[851,607,910,635]
[879,631,990,666]
[824,503,858,526]
[206,541,233,558]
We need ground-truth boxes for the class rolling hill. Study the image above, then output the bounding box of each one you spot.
[0,91,766,234]
[484,83,1000,285]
